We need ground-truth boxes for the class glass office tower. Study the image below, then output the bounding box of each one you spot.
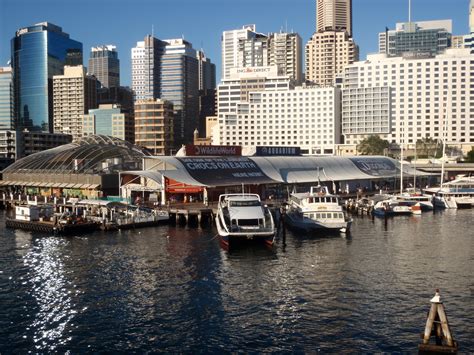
[11,22,82,132]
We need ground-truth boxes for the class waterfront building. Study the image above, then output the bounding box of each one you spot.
[11,22,83,132]
[1,135,146,198]
[305,31,358,87]
[342,48,474,147]
[131,36,167,101]
[214,66,341,155]
[134,99,174,155]
[82,104,134,143]
[378,20,452,57]
[0,67,14,130]
[268,32,303,85]
[88,45,120,88]
[53,65,98,141]
[316,0,352,36]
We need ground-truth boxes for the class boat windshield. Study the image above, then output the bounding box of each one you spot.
[229,200,261,207]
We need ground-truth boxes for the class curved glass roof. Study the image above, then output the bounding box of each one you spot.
[4,135,149,175]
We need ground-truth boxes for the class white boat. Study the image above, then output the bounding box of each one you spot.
[424,176,474,209]
[372,198,419,217]
[215,193,276,246]
[393,189,434,211]
[285,185,351,233]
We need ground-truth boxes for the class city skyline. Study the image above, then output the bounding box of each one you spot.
[0,0,470,86]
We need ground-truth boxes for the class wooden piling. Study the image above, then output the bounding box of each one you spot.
[419,289,457,354]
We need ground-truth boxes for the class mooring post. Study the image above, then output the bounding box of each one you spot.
[419,289,457,353]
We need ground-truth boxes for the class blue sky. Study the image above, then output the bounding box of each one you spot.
[0,0,470,86]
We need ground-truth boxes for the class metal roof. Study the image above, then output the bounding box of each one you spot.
[140,155,431,187]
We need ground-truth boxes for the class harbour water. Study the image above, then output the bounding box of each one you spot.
[0,209,473,352]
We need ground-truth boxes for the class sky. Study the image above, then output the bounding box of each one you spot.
[0,0,470,86]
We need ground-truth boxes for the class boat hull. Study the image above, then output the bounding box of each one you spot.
[215,216,275,247]
[285,212,351,234]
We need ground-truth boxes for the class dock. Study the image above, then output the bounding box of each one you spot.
[5,217,99,235]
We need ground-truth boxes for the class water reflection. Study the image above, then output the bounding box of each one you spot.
[22,237,76,351]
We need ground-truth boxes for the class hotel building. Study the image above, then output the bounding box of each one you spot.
[214,66,341,155]
[342,48,474,146]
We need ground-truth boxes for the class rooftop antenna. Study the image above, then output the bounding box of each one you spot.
[151,24,154,38]
[285,19,288,33]
[408,0,412,23]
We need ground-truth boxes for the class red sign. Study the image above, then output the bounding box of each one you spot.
[185,145,241,156]
[165,177,203,194]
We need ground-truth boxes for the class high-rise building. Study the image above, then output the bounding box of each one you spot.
[221,25,260,80]
[131,35,167,101]
[222,26,303,83]
[470,0,474,33]
[238,33,269,68]
[161,39,200,146]
[306,0,357,86]
[11,22,83,132]
[342,48,474,146]
[0,67,14,130]
[53,65,97,141]
[82,104,134,143]
[268,32,303,84]
[378,20,452,57]
[305,31,358,86]
[214,66,341,154]
[316,0,352,36]
[197,50,216,91]
[88,45,120,88]
[134,99,174,155]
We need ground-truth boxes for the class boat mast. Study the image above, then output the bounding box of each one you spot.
[440,103,448,188]
[400,140,404,194]
[413,144,417,190]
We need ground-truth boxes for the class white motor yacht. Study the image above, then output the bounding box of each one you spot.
[285,186,351,233]
[215,194,276,246]
[424,176,474,209]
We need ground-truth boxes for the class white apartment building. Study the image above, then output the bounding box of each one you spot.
[305,31,358,87]
[53,65,97,141]
[269,32,303,84]
[214,66,341,155]
[222,25,303,83]
[342,48,474,146]
[222,25,259,80]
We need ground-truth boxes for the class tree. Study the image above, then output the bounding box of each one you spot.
[466,147,474,162]
[357,135,390,155]
[416,137,442,158]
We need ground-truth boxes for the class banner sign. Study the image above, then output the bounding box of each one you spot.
[176,157,276,186]
[256,146,301,156]
[349,157,398,177]
[185,145,241,156]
